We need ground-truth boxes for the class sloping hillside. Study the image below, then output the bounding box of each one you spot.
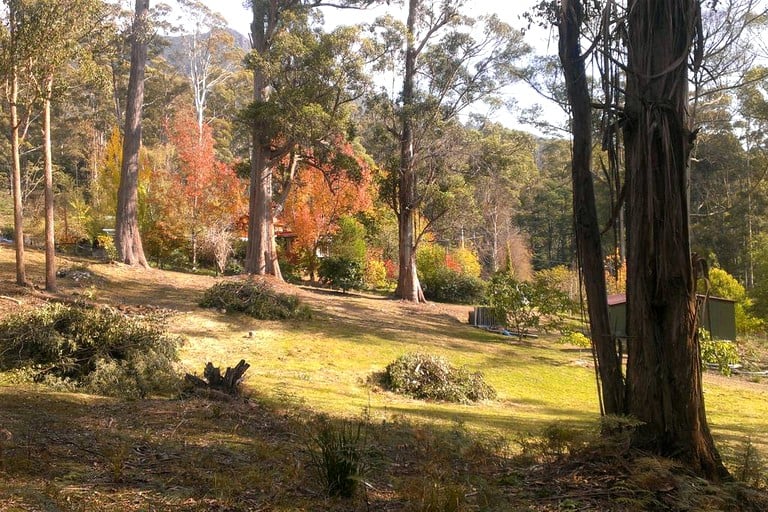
[0,249,766,511]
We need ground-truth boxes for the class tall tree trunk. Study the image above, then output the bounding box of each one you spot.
[623,0,727,480]
[9,57,28,287]
[115,0,149,267]
[43,77,57,292]
[490,213,499,273]
[395,0,425,302]
[246,0,281,279]
[558,0,624,415]
[7,4,28,287]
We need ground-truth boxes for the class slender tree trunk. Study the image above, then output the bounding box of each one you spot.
[623,0,728,481]
[191,194,199,269]
[43,77,57,292]
[491,213,499,273]
[558,0,624,415]
[395,0,425,302]
[246,0,281,279]
[9,60,28,287]
[115,0,149,267]
[111,63,123,129]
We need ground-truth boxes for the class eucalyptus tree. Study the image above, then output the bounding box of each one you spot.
[736,66,768,288]
[370,0,529,301]
[462,123,537,274]
[20,0,109,291]
[552,0,731,479]
[690,130,760,279]
[245,0,378,277]
[207,65,251,163]
[516,138,574,269]
[174,0,243,136]
[621,0,730,480]
[690,0,768,129]
[115,0,150,267]
[556,0,625,416]
[0,0,36,286]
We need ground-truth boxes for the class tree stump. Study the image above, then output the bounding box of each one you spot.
[185,359,250,395]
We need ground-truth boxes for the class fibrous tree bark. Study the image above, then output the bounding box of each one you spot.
[246,0,281,278]
[622,0,728,480]
[115,0,149,267]
[558,0,624,415]
[553,0,731,480]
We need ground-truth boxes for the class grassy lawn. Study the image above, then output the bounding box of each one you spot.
[0,250,766,510]
[170,283,767,453]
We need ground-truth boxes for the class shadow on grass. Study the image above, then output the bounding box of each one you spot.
[284,307,522,358]
[379,403,595,433]
[0,383,603,512]
[299,286,391,301]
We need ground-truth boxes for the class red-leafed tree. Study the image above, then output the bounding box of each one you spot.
[283,143,375,281]
[167,108,245,268]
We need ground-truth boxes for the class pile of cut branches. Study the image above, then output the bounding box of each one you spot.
[199,280,310,320]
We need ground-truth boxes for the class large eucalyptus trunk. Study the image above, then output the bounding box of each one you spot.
[395,0,425,302]
[115,0,149,267]
[623,0,727,480]
[246,0,281,278]
[558,0,624,415]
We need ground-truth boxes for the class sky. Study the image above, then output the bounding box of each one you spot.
[203,1,550,41]
[177,1,768,135]
[197,0,561,132]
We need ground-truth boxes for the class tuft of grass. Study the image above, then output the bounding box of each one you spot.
[305,413,368,498]
[734,438,767,489]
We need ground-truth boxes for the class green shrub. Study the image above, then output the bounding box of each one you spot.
[416,243,448,283]
[199,280,311,320]
[421,268,486,304]
[307,415,368,498]
[699,329,740,376]
[533,266,578,314]
[557,331,591,348]
[329,216,367,263]
[363,257,389,290]
[0,303,181,398]
[95,234,118,262]
[383,353,496,403]
[701,267,763,335]
[487,270,573,337]
[318,257,364,292]
[223,260,243,276]
[487,272,540,337]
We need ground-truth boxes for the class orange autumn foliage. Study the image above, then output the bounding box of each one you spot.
[166,108,245,235]
[136,108,247,267]
[283,143,375,261]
